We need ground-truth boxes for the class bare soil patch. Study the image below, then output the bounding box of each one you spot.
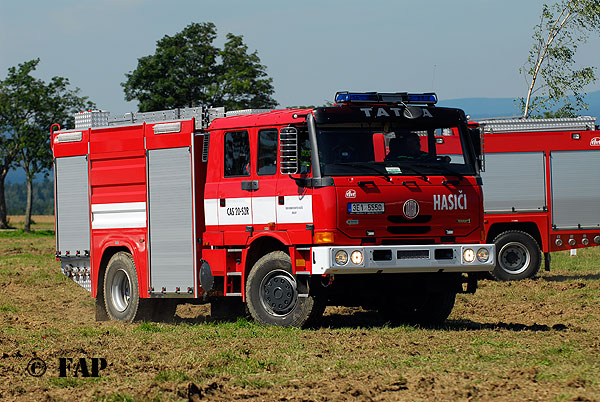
[1,228,599,401]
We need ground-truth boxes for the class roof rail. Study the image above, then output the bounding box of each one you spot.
[74,106,275,130]
[477,116,597,133]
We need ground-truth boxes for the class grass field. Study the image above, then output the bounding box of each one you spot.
[1,217,599,401]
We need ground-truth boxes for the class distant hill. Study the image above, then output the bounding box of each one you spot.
[439,90,600,121]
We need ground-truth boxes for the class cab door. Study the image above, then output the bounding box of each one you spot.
[217,129,254,245]
[251,127,279,233]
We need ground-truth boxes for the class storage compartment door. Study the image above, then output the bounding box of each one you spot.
[148,147,194,293]
[551,150,600,229]
[481,152,546,213]
[55,156,90,255]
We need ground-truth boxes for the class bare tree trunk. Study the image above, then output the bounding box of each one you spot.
[0,169,9,229]
[24,177,33,232]
[523,7,573,117]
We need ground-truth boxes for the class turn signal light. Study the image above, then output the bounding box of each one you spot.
[314,231,335,244]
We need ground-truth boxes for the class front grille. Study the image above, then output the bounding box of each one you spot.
[397,250,430,260]
[387,226,431,235]
[373,249,392,261]
[387,215,432,224]
[381,239,435,245]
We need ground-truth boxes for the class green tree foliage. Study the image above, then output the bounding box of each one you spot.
[122,22,277,112]
[0,59,93,230]
[519,0,600,118]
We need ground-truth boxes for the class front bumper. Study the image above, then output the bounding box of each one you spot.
[311,243,495,275]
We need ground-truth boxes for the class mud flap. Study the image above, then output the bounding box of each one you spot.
[95,296,109,321]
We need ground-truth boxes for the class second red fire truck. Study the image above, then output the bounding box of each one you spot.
[435,116,600,280]
[51,91,495,327]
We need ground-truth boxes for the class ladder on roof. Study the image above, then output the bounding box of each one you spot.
[477,116,597,134]
[74,106,274,130]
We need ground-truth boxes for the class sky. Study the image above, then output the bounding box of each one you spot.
[1,0,600,114]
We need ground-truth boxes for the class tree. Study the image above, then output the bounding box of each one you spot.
[0,104,18,228]
[519,0,600,118]
[122,22,277,112]
[0,59,94,231]
[216,33,278,110]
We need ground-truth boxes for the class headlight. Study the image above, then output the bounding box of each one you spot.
[463,248,475,263]
[477,248,490,263]
[335,250,348,265]
[350,250,363,265]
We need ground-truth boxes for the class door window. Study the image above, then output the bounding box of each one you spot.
[257,128,278,176]
[224,131,250,177]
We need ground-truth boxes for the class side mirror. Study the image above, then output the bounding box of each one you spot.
[469,127,485,172]
[372,133,386,162]
[280,127,298,174]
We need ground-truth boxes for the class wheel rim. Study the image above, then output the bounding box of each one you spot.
[259,269,298,317]
[110,268,132,312]
[498,242,530,274]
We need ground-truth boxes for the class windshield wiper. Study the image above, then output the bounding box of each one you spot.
[412,161,465,179]
[325,162,392,182]
[379,162,429,182]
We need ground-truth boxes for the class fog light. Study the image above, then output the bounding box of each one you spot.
[350,250,363,265]
[335,250,348,265]
[463,248,475,263]
[476,248,490,263]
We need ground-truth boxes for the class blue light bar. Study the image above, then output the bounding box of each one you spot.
[334,91,438,105]
[407,93,438,104]
[335,92,379,103]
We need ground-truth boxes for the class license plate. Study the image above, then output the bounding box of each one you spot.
[348,202,385,214]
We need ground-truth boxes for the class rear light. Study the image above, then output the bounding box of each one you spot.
[315,231,335,244]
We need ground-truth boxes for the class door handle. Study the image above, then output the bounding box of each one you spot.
[241,180,259,191]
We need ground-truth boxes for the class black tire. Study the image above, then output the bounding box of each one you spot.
[246,251,323,328]
[103,252,142,322]
[492,231,541,281]
[416,289,456,326]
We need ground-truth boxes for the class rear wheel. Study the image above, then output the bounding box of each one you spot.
[492,231,541,281]
[103,252,142,322]
[246,251,323,327]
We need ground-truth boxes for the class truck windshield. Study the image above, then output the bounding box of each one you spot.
[316,122,475,177]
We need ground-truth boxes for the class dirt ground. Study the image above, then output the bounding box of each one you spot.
[1,225,599,401]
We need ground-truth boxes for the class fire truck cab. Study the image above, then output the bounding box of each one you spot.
[52,91,495,327]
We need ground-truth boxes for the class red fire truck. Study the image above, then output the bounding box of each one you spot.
[435,116,600,280]
[51,91,495,327]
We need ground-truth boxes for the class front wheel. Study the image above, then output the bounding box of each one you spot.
[103,252,141,322]
[492,231,541,281]
[246,251,323,327]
